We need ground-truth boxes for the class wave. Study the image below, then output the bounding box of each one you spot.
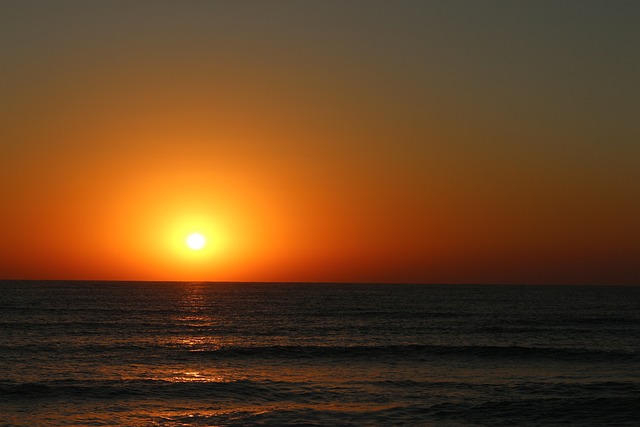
[4,377,639,401]
[4,379,638,426]
[1,343,637,363]
[0,379,290,401]
[371,397,640,427]
[145,397,640,427]
[190,344,639,362]
[464,396,640,426]
[366,379,640,396]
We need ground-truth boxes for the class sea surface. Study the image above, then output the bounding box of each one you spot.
[0,281,639,426]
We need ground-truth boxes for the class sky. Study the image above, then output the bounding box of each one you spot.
[1,1,638,284]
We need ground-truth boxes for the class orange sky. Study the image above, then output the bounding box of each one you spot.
[1,2,638,284]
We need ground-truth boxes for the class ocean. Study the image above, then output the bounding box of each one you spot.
[0,281,638,426]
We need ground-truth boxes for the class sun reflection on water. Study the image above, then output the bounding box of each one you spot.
[169,370,227,383]
[174,336,222,352]
[169,282,225,351]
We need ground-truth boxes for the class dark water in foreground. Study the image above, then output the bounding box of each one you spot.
[1,281,639,426]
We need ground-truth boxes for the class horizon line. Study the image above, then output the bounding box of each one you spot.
[0,279,637,287]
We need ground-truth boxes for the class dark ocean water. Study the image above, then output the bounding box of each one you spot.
[0,281,639,426]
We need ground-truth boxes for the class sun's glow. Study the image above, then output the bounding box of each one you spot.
[186,233,206,250]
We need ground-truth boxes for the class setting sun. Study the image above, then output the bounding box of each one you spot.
[186,233,206,250]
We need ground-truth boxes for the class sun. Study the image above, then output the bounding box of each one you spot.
[186,233,206,250]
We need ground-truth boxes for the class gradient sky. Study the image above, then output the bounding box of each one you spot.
[1,1,638,284]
